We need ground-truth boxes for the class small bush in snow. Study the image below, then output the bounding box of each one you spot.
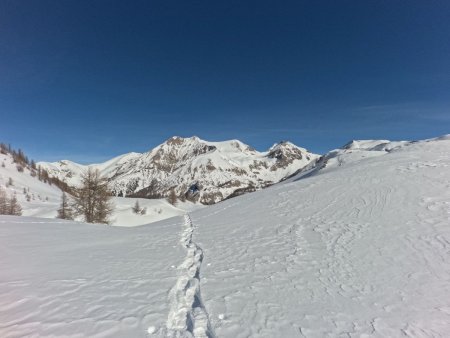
[132,200,147,215]
[132,200,142,214]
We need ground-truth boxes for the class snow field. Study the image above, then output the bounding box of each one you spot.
[1,136,450,337]
[0,216,185,337]
[191,137,450,337]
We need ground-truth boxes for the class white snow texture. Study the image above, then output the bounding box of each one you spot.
[1,135,450,337]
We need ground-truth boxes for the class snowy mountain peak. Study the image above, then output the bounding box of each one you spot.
[164,135,201,146]
[266,141,312,169]
[39,137,319,204]
[269,140,289,149]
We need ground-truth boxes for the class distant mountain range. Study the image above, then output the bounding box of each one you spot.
[38,136,319,204]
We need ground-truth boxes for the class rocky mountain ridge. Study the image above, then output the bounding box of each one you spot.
[39,136,319,204]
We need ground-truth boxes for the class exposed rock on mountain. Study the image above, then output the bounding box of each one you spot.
[39,136,319,204]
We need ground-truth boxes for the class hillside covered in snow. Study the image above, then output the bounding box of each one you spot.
[1,135,450,337]
[0,148,202,226]
[39,136,318,204]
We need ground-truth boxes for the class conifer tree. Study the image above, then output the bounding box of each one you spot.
[132,200,141,214]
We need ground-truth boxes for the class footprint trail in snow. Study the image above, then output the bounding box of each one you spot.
[166,214,215,338]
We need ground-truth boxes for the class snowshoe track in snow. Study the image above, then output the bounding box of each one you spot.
[166,214,215,338]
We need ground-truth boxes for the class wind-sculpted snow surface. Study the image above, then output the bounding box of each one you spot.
[166,215,215,337]
[1,136,450,337]
[0,216,186,337]
[191,136,450,337]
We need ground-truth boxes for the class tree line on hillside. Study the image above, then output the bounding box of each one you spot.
[1,142,189,224]
[0,167,114,223]
[0,142,113,223]
[0,142,71,193]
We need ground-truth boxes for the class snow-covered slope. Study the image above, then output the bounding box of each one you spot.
[39,136,318,204]
[0,151,62,218]
[0,216,184,337]
[290,138,413,181]
[110,196,203,227]
[191,135,450,337]
[0,150,201,226]
[2,135,450,337]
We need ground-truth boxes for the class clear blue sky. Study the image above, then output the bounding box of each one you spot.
[1,0,449,163]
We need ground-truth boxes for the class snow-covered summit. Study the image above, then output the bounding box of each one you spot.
[39,136,318,204]
[266,141,311,169]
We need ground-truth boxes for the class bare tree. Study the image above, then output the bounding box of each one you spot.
[167,188,177,206]
[8,195,22,216]
[72,168,114,224]
[57,192,74,220]
[0,188,22,215]
[0,187,7,214]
